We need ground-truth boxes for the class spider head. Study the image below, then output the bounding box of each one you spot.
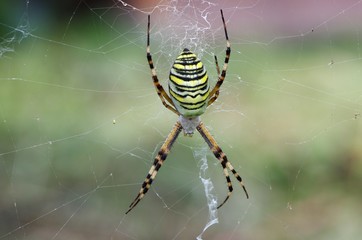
[179,115,200,136]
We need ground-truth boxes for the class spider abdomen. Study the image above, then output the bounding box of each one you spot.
[169,48,210,117]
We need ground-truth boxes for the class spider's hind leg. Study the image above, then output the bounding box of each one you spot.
[196,122,249,209]
[126,121,183,214]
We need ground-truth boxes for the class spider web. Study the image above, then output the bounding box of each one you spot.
[1,0,362,239]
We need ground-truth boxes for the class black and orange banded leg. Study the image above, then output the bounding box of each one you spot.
[208,9,230,107]
[126,121,183,214]
[147,15,179,116]
[207,55,221,106]
[196,122,249,209]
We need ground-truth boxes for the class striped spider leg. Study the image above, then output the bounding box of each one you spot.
[207,9,230,107]
[126,9,248,214]
[196,122,249,209]
[146,15,180,116]
[126,121,183,214]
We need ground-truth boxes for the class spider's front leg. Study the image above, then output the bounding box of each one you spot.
[196,121,249,209]
[207,55,221,107]
[147,15,179,116]
[208,9,230,107]
[126,121,183,214]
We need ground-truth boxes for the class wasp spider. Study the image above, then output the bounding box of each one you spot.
[126,10,249,214]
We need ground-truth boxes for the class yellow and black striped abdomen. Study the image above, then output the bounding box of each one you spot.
[169,48,210,117]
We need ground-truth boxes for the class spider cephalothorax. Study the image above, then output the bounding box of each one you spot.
[126,10,248,214]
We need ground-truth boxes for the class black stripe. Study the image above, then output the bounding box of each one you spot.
[169,70,207,82]
[169,88,209,100]
[171,82,209,93]
[181,51,193,55]
[158,150,168,161]
[179,102,206,110]
[169,79,208,89]
[174,59,200,66]
[142,185,150,194]
[147,53,154,68]
[155,163,162,171]
[225,48,231,63]
[172,67,204,75]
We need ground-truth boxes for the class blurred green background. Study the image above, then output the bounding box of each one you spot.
[1,1,361,239]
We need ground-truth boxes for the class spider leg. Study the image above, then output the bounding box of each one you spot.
[214,55,221,76]
[208,9,230,107]
[196,121,249,209]
[126,121,183,214]
[147,15,179,115]
[207,55,221,107]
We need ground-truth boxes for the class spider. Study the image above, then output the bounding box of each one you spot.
[126,9,249,214]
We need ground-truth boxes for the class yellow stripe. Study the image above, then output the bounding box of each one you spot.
[170,72,208,86]
[170,88,209,104]
[176,82,208,91]
[173,62,203,71]
[177,53,196,59]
